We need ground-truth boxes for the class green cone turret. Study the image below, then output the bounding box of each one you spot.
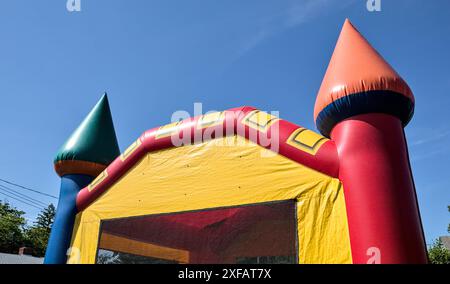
[54,93,120,177]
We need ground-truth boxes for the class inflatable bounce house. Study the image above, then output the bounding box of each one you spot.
[44,20,428,264]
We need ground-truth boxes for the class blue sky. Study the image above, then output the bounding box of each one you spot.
[0,0,448,245]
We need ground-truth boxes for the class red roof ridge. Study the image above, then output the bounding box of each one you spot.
[76,106,340,211]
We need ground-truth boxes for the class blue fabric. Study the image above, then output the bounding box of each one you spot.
[44,174,92,264]
[315,90,414,137]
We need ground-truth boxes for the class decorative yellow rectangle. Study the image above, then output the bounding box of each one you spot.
[87,170,108,192]
[287,128,328,155]
[155,121,182,139]
[197,112,224,129]
[120,139,142,161]
[242,110,279,133]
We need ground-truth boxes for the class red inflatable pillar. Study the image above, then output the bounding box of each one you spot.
[314,19,427,263]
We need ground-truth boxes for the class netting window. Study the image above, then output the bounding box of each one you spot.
[96,200,298,264]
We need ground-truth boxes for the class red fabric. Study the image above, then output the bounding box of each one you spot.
[100,202,296,263]
[331,113,427,263]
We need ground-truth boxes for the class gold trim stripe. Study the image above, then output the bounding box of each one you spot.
[197,112,225,129]
[155,121,182,139]
[88,170,109,192]
[120,139,142,161]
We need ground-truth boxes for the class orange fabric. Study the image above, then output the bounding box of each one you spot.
[54,160,106,177]
[314,19,414,120]
[99,232,190,263]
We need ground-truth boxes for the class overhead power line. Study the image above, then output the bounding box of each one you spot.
[0,191,45,210]
[0,184,49,207]
[0,178,58,199]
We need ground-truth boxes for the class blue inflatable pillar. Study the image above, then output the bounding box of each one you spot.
[44,94,120,264]
[44,175,92,264]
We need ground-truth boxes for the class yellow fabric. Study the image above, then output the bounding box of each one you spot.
[69,135,352,264]
[67,212,101,264]
[296,183,351,263]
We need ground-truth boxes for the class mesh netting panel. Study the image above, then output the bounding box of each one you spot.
[96,201,297,264]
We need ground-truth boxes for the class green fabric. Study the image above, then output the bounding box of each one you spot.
[54,94,120,166]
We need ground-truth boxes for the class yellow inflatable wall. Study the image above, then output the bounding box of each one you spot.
[68,135,351,264]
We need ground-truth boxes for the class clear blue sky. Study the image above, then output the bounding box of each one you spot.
[0,0,448,245]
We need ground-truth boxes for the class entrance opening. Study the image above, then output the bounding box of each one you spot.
[96,200,298,264]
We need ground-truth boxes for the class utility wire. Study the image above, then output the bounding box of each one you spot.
[0,184,49,207]
[0,190,45,210]
[0,178,58,199]
[0,183,49,205]
[0,186,48,208]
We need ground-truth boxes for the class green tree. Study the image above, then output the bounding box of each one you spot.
[34,204,55,234]
[428,238,450,264]
[428,205,450,264]
[24,204,55,257]
[0,201,26,254]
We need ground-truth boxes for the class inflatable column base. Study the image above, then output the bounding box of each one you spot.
[44,174,92,264]
[332,113,427,264]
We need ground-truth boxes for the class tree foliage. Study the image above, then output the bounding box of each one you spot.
[0,201,55,257]
[24,204,55,257]
[428,239,450,264]
[0,201,26,254]
[428,205,450,264]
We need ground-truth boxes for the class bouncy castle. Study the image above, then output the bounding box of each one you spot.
[44,20,428,264]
